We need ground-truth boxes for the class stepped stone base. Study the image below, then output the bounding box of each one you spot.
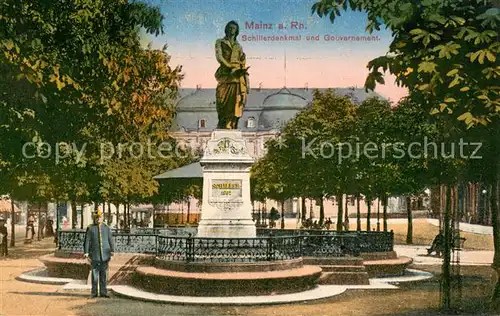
[39,254,89,280]
[319,271,370,285]
[132,264,322,296]
[40,252,154,284]
[303,257,370,285]
[320,265,366,273]
[302,257,365,266]
[364,256,413,277]
[155,258,303,273]
[360,251,398,261]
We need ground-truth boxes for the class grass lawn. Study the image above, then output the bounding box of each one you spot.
[3,230,499,315]
[233,265,500,316]
[344,219,494,251]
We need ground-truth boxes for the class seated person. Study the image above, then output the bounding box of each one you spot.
[427,232,444,256]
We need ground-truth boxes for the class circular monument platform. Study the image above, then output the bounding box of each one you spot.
[38,252,90,280]
[133,257,322,296]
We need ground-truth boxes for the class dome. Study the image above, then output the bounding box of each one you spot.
[262,87,310,109]
[258,109,299,130]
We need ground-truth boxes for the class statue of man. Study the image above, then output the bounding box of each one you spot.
[214,21,249,129]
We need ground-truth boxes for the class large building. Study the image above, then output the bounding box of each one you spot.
[166,86,425,223]
[172,86,378,156]
[2,87,429,231]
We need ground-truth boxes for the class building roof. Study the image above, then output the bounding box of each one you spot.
[173,87,383,132]
[0,200,20,213]
[154,162,203,179]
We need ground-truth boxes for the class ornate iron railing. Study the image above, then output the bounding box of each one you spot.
[113,234,158,254]
[355,231,394,252]
[157,234,304,262]
[57,230,86,252]
[301,234,361,257]
[57,230,158,254]
[257,229,394,253]
[57,228,391,259]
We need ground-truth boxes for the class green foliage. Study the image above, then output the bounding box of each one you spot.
[251,89,358,203]
[312,0,500,127]
[0,0,186,205]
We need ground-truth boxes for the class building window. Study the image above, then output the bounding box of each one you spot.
[199,119,206,128]
[350,196,355,206]
[247,117,256,128]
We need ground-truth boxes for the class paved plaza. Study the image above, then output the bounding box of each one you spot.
[0,228,496,316]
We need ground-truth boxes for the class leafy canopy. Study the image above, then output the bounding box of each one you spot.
[312,0,500,127]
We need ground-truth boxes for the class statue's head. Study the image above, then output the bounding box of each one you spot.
[225,20,239,38]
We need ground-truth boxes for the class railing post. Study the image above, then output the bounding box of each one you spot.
[354,235,361,257]
[186,233,194,262]
[155,235,158,256]
[390,229,394,251]
[298,236,303,258]
[57,230,61,250]
[267,231,274,261]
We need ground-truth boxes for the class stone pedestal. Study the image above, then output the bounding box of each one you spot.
[197,130,256,238]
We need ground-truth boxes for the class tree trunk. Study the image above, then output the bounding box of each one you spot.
[406,196,413,244]
[281,200,285,229]
[128,204,131,228]
[187,200,191,224]
[116,203,120,229]
[441,185,452,311]
[10,199,15,247]
[71,201,77,229]
[366,198,371,231]
[491,138,500,306]
[80,203,84,229]
[383,194,388,232]
[37,202,42,241]
[123,203,127,228]
[123,204,127,228]
[336,194,343,232]
[377,198,381,231]
[301,197,307,222]
[107,202,111,225]
[309,199,313,220]
[152,205,156,228]
[103,202,106,223]
[356,194,361,231]
[344,195,349,231]
[257,204,261,225]
[126,203,130,228]
[319,197,325,224]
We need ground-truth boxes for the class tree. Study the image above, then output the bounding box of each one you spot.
[251,152,291,228]
[354,97,395,231]
[313,2,500,308]
[312,0,499,126]
[0,0,183,210]
[252,90,358,230]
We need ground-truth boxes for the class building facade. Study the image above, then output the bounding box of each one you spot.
[166,87,421,222]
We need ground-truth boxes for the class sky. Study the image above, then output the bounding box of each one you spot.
[143,0,408,102]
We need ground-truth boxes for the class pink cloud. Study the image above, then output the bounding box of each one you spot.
[171,55,408,102]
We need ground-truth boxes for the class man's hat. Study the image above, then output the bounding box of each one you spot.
[93,209,103,217]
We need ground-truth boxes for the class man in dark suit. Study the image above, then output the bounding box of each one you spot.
[84,209,114,298]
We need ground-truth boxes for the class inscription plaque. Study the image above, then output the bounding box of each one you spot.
[211,179,242,199]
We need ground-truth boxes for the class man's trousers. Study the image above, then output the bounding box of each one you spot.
[0,240,7,255]
[90,260,109,296]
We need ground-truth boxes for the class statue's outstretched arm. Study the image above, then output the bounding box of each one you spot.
[215,40,232,68]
